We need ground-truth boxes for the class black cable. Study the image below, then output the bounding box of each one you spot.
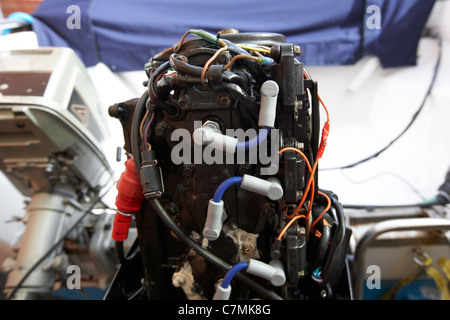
[131,90,148,172]
[223,82,259,129]
[115,238,140,266]
[148,61,171,101]
[115,241,126,265]
[222,70,249,90]
[320,194,346,286]
[6,180,116,300]
[127,286,144,300]
[169,53,203,77]
[322,33,442,171]
[437,166,450,204]
[340,164,450,210]
[338,173,449,211]
[342,197,443,211]
[148,198,283,300]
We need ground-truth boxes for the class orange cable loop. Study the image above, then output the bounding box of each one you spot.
[277,214,306,240]
[311,191,331,233]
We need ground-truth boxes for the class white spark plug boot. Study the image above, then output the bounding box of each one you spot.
[203,199,226,241]
[240,175,283,200]
[246,259,286,287]
[213,283,232,300]
[258,80,279,128]
[269,259,286,287]
[193,123,237,153]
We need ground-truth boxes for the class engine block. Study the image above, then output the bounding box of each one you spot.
[106,30,350,300]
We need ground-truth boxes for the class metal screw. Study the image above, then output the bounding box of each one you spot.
[178,95,192,110]
[218,95,231,107]
[154,121,170,137]
[263,202,276,216]
[242,242,255,255]
[293,45,302,56]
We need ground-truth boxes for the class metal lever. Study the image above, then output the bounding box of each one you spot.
[352,217,450,300]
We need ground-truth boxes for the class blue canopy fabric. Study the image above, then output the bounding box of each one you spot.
[30,0,435,72]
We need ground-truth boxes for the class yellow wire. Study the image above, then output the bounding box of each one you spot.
[139,110,149,138]
[238,44,271,54]
[222,54,259,70]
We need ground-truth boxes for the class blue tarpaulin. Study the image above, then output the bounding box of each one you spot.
[30,0,435,72]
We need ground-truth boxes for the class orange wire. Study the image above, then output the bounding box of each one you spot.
[277,161,327,240]
[310,191,331,233]
[277,71,332,241]
[277,214,306,240]
[278,147,317,218]
[304,70,330,159]
[222,54,259,70]
[305,70,329,121]
[303,159,318,215]
[279,147,312,171]
[294,160,318,218]
[318,94,330,122]
[174,30,191,52]
[201,45,228,85]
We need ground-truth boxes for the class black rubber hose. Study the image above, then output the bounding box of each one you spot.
[148,198,283,300]
[222,38,268,85]
[223,82,259,129]
[170,54,250,92]
[342,200,442,210]
[130,90,147,171]
[321,195,346,285]
[169,53,203,77]
[115,241,126,265]
[223,83,257,108]
[222,70,248,91]
[316,221,331,268]
[148,61,171,100]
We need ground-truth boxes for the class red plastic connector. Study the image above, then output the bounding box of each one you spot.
[112,213,133,242]
[112,158,144,241]
[317,120,330,160]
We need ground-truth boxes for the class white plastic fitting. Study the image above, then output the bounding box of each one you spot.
[246,259,286,287]
[258,80,279,128]
[213,283,232,300]
[240,174,283,200]
[269,259,286,287]
[193,125,237,153]
[203,199,225,241]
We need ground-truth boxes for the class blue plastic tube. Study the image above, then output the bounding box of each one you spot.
[235,127,269,151]
[221,261,249,288]
[213,176,243,203]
